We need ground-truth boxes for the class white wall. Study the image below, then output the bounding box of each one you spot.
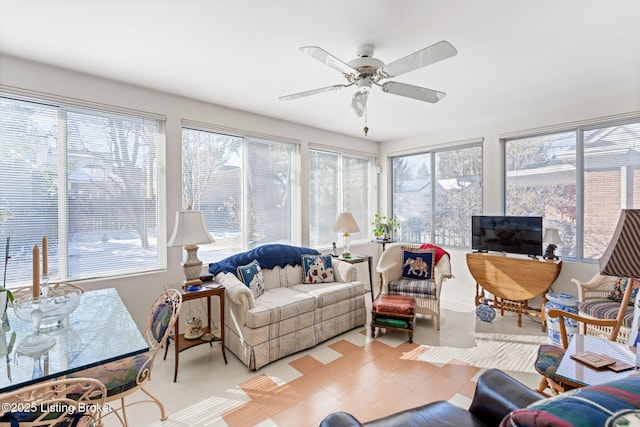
[379,87,640,310]
[0,54,379,329]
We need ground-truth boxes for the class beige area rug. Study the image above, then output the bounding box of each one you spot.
[414,332,548,373]
[149,330,545,427]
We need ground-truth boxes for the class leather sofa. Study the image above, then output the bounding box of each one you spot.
[319,369,542,427]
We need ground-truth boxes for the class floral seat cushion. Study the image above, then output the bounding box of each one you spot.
[69,353,150,397]
[534,344,565,378]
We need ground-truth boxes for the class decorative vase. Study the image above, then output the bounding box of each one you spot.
[476,298,496,322]
[545,292,579,345]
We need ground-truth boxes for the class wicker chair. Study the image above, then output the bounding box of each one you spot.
[68,288,182,427]
[376,242,452,330]
[574,274,635,343]
[0,377,106,426]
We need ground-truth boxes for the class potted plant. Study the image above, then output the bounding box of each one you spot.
[372,214,399,240]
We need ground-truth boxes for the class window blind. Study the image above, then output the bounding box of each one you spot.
[0,96,166,284]
[181,127,297,262]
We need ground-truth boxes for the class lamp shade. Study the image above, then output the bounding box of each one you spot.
[332,212,360,234]
[599,209,640,278]
[167,210,214,247]
[543,228,562,245]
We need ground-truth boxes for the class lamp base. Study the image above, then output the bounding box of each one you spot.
[182,245,204,289]
[341,250,352,259]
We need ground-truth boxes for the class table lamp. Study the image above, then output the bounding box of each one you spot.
[599,209,640,340]
[332,212,360,258]
[543,228,562,260]
[168,207,214,288]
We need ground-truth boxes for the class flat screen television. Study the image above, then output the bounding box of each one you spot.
[471,215,543,256]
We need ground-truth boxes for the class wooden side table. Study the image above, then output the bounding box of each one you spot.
[165,285,227,382]
[338,254,374,303]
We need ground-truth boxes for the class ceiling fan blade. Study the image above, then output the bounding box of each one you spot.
[382,81,445,103]
[300,46,357,76]
[350,91,369,117]
[379,40,457,78]
[279,84,347,101]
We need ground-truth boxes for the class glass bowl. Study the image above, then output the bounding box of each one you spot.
[12,287,82,331]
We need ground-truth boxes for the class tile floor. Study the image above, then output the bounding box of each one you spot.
[110,292,548,427]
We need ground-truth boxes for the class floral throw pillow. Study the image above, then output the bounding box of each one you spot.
[302,254,334,284]
[608,277,639,306]
[237,259,265,298]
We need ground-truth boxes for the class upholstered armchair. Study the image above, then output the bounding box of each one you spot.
[574,273,636,343]
[376,242,452,330]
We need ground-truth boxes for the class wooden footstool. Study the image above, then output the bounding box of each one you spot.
[371,294,416,343]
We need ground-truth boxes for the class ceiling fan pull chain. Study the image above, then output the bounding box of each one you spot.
[363,105,369,137]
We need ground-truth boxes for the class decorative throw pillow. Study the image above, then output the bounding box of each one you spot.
[608,277,639,306]
[501,375,640,427]
[302,254,334,284]
[237,259,265,298]
[401,247,435,280]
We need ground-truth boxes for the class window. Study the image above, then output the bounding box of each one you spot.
[391,143,482,247]
[0,95,165,284]
[309,149,374,248]
[504,119,640,260]
[181,127,297,261]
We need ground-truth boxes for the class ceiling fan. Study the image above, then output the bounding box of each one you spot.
[279,41,458,119]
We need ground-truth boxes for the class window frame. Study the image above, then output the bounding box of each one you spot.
[0,92,167,284]
[389,140,483,248]
[180,124,300,261]
[502,115,640,262]
[308,146,376,249]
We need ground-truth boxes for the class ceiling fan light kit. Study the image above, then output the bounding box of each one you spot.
[279,40,457,136]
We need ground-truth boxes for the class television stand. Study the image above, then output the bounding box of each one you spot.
[466,252,562,329]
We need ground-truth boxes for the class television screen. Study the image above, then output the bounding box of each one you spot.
[471,216,543,256]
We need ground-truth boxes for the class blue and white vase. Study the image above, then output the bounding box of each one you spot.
[545,292,579,346]
[476,298,496,322]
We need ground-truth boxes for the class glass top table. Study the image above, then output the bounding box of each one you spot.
[556,333,637,388]
[0,287,148,393]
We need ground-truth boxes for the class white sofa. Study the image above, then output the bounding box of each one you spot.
[210,245,366,370]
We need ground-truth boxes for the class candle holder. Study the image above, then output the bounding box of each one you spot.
[15,300,56,362]
[40,274,49,300]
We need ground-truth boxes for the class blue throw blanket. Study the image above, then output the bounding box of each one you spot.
[208,244,320,276]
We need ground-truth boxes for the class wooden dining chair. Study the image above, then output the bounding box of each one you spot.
[0,377,106,426]
[534,278,634,397]
[67,288,182,427]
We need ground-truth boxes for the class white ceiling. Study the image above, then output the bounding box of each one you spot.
[1,1,639,141]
